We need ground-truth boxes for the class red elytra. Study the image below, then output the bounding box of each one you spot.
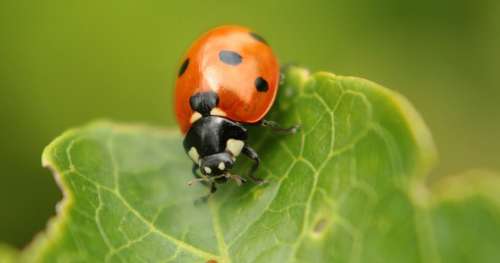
[174,25,280,133]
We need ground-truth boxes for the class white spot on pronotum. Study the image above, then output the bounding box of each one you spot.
[204,167,212,174]
[190,112,202,123]
[188,147,199,163]
[218,162,225,171]
[226,139,244,157]
[210,107,226,117]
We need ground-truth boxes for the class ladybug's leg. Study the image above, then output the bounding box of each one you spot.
[210,182,217,193]
[261,119,300,134]
[188,163,210,187]
[242,146,267,185]
[191,163,200,177]
[193,181,218,206]
[228,174,247,186]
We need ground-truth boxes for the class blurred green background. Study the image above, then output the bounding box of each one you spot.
[0,0,499,248]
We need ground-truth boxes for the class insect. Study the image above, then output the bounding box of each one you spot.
[174,25,298,197]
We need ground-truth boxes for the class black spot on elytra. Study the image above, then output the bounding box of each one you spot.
[178,58,189,77]
[219,50,242,65]
[255,77,268,92]
[249,32,268,45]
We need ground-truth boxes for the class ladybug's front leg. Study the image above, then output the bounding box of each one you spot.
[188,163,210,187]
[193,176,218,206]
[191,163,200,178]
[261,119,300,134]
[242,146,267,185]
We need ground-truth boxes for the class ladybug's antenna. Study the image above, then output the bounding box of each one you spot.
[226,173,247,186]
[187,177,208,186]
[187,173,229,186]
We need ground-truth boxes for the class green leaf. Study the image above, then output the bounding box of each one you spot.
[0,244,18,263]
[6,66,500,262]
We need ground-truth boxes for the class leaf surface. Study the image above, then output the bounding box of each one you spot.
[5,66,500,263]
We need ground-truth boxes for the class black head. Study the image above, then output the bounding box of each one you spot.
[199,152,234,176]
[189,91,219,116]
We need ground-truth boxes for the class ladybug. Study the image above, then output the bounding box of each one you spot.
[174,25,298,196]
